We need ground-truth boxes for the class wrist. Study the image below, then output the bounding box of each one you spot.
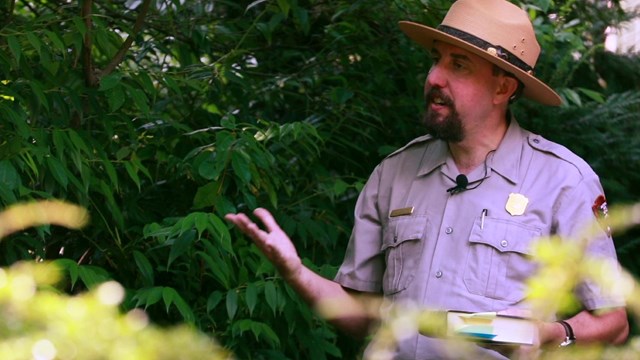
[538,321,565,345]
[557,320,576,347]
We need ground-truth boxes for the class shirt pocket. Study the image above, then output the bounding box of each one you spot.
[463,217,541,303]
[381,215,428,294]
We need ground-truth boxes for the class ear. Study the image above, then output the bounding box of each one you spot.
[493,75,519,105]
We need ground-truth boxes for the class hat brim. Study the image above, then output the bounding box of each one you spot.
[399,21,562,106]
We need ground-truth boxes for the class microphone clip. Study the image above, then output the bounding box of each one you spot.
[447,174,469,195]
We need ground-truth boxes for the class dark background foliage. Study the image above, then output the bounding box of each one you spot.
[1,0,639,358]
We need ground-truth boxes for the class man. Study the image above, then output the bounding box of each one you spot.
[225,0,629,358]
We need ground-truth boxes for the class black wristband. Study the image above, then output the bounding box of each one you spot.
[557,320,576,347]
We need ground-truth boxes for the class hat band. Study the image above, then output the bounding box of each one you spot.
[437,25,534,75]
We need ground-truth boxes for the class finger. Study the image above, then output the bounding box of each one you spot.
[253,208,281,233]
[225,213,262,235]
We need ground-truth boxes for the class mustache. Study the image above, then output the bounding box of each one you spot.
[425,87,454,107]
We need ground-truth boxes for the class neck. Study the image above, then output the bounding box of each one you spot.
[449,112,509,174]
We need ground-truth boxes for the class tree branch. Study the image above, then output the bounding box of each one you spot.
[99,0,152,78]
[0,0,16,27]
[82,0,98,88]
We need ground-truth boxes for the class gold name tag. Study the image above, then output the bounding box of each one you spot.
[390,207,414,217]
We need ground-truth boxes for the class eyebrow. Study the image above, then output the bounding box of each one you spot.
[450,53,472,62]
[430,49,472,63]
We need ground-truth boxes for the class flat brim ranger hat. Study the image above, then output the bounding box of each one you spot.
[399,0,562,106]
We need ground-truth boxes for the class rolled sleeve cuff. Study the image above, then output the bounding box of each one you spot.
[334,271,381,293]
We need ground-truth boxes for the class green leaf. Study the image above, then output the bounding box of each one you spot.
[107,86,126,112]
[163,76,182,96]
[245,282,258,316]
[174,298,195,323]
[46,156,69,189]
[71,16,87,37]
[162,286,177,313]
[77,265,110,289]
[208,213,233,254]
[101,159,119,191]
[52,259,80,289]
[162,287,195,323]
[293,6,310,34]
[7,35,21,64]
[45,30,66,54]
[167,230,196,269]
[133,250,155,286]
[330,87,354,105]
[251,322,280,347]
[67,130,92,155]
[116,146,132,161]
[124,160,141,191]
[264,281,278,316]
[231,150,251,184]
[277,0,291,17]
[198,153,222,180]
[194,212,208,238]
[28,80,50,111]
[561,88,582,106]
[226,289,238,320]
[26,32,42,54]
[135,72,156,94]
[197,251,230,289]
[207,291,223,313]
[134,287,163,309]
[99,73,123,91]
[0,161,20,191]
[129,88,150,114]
[577,87,605,103]
[193,181,218,209]
[332,178,349,197]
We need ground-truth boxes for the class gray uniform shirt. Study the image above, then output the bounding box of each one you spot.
[334,119,624,359]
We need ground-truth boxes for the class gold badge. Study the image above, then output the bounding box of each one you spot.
[505,193,528,216]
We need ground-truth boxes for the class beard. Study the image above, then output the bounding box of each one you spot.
[422,87,464,143]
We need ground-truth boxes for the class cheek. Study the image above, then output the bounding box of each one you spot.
[452,85,494,113]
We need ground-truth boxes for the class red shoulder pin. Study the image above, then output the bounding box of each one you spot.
[592,195,612,237]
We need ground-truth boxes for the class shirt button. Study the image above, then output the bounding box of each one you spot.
[435,270,443,278]
[533,138,540,144]
[500,240,508,248]
[393,235,398,243]
[445,227,453,234]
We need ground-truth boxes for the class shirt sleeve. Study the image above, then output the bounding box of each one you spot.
[554,174,626,310]
[334,165,385,293]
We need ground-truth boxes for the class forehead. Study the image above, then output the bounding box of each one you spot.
[431,41,493,67]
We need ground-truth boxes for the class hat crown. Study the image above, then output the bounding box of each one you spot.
[441,0,540,68]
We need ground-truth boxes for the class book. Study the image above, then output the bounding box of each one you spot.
[446,310,536,345]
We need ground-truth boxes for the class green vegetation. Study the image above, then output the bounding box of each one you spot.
[0,0,639,358]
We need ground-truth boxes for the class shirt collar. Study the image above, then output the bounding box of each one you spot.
[489,117,524,184]
[417,139,449,177]
[416,117,525,184]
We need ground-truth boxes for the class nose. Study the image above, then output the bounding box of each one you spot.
[426,62,447,89]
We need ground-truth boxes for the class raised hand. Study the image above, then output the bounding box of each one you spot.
[225,208,302,281]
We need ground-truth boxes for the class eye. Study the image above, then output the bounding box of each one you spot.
[453,61,465,70]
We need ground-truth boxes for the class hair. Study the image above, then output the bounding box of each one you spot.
[492,64,524,103]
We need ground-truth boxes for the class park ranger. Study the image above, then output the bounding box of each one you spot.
[225,0,629,358]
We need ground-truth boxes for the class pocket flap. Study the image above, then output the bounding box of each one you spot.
[381,215,427,251]
[469,218,541,255]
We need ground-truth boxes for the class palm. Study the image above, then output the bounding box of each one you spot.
[225,208,302,279]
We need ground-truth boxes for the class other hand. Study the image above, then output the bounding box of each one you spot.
[225,208,302,280]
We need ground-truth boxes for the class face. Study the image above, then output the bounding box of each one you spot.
[423,42,504,142]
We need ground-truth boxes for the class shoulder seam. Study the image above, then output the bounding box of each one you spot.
[386,134,434,159]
